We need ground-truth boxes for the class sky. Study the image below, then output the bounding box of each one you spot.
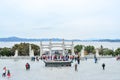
[0,0,120,39]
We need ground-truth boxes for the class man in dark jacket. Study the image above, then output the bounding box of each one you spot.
[102,63,105,70]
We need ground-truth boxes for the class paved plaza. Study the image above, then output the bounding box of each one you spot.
[0,58,120,80]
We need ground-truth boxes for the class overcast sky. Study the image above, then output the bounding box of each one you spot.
[0,0,120,39]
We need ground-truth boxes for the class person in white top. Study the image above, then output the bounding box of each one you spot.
[2,67,7,77]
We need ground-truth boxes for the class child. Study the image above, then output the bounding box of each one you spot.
[7,70,11,78]
[25,63,30,70]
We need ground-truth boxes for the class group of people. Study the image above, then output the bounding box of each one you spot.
[94,55,106,70]
[41,55,74,61]
[2,63,30,78]
[74,57,106,71]
[31,57,39,61]
[2,58,106,78]
[2,67,11,78]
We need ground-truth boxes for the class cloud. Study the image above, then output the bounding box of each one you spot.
[0,0,120,39]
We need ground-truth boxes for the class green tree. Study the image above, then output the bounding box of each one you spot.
[68,49,71,54]
[114,48,120,56]
[84,45,95,54]
[99,45,103,55]
[0,47,13,56]
[103,48,114,56]
[12,43,40,56]
[74,45,83,54]
[31,43,40,55]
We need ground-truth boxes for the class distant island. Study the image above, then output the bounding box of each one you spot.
[0,37,120,42]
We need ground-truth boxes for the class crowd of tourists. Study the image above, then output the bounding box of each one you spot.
[9,55,120,78]
[41,55,77,61]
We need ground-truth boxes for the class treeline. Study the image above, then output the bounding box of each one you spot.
[0,43,40,56]
[74,45,120,56]
[0,43,120,56]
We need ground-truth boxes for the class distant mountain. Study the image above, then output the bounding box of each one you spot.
[0,37,120,42]
[0,37,64,42]
[91,39,120,42]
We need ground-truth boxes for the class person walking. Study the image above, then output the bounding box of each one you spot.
[102,63,105,70]
[25,63,30,70]
[77,56,80,64]
[2,67,7,77]
[75,63,78,71]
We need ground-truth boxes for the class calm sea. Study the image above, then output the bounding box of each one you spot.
[0,41,120,50]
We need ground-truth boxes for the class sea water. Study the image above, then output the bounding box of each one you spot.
[0,42,120,50]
